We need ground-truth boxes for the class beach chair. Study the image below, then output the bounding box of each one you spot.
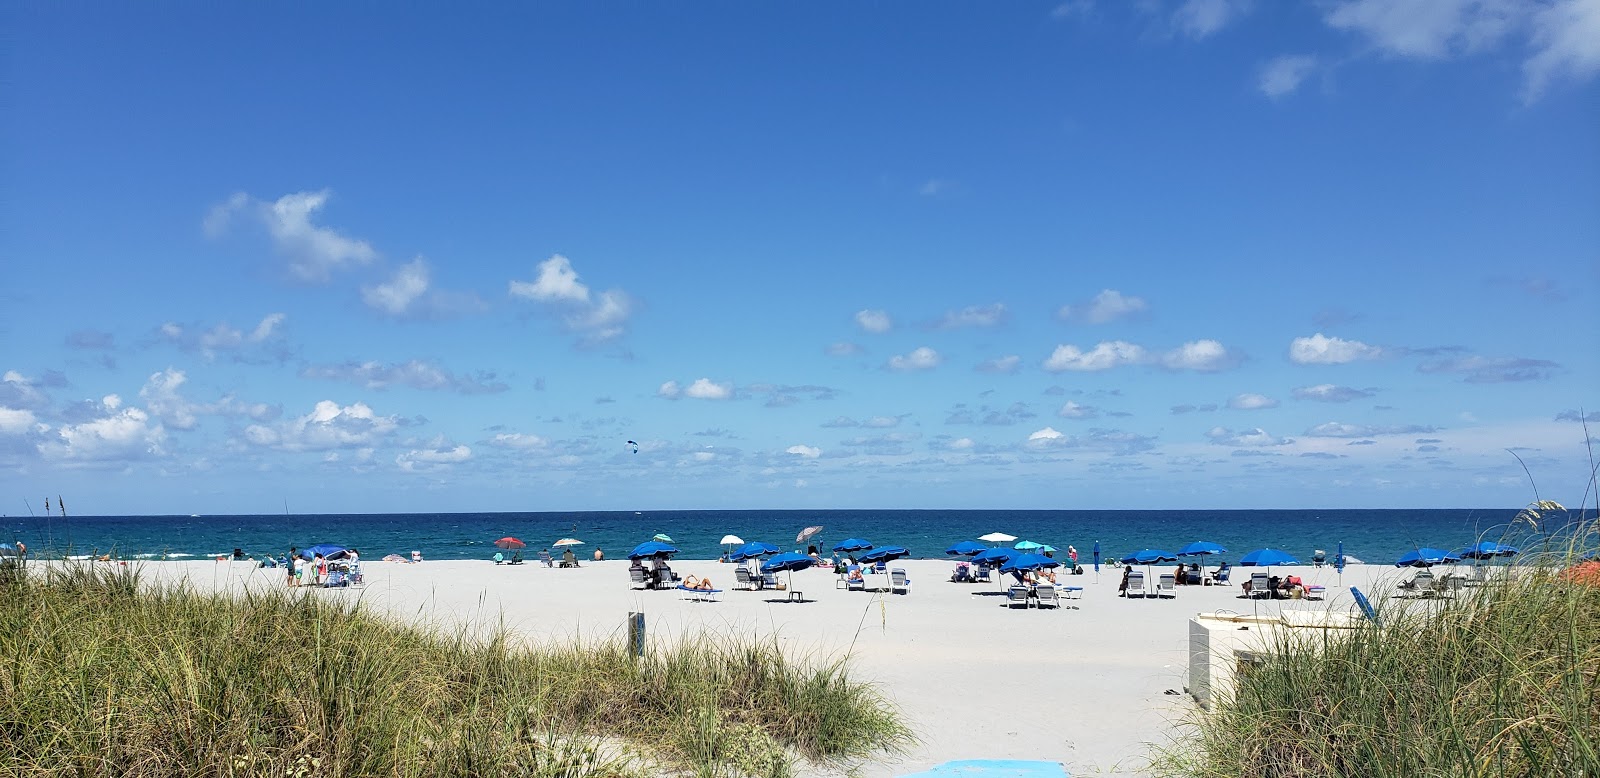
[677,585,721,602]
[974,564,992,583]
[734,567,754,591]
[761,572,779,590]
[1399,570,1435,597]
[348,563,364,588]
[949,565,971,583]
[1248,572,1271,599]
[1062,585,1083,601]
[1035,584,1060,609]
[1306,585,1326,601]
[537,550,555,568]
[1157,574,1176,598]
[1007,585,1031,608]
[891,568,911,595]
[1126,570,1146,598]
[1468,565,1489,586]
[629,567,649,590]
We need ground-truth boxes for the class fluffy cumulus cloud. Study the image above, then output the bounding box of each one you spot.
[138,368,277,430]
[1058,289,1149,324]
[1206,426,1292,447]
[0,407,38,435]
[1057,401,1100,419]
[1043,341,1145,372]
[976,355,1022,374]
[1418,355,1559,383]
[38,395,168,463]
[1228,393,1279,410]
[855,309,893,334]
[509,255,634,344]
[1304,421,1440,438]
[300,360,508,394]
[158,313,288,361]
[659,378,733,400]
[1025,426,1156,455]
[1172,0,1255,39]
[887,347,942,371]
[0,370,64,410]
[1524,0,1600,100]
[244,400,399,452]
[1258,54,1317,97]
[785,444,822,458]
[934,303,1007,329]
[1289,333,1384,365]
[1292,384,1375,402]
[1161,340,1238,372]
[360,258,482,318]
[396,437,472,472]
[206,190,377,282]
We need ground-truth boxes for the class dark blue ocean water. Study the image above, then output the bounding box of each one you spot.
[0,508,1564,565]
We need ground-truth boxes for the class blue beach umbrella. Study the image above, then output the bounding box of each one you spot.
[968,547,1015,567]
[999,553,1060,574]
[946,540,987,556]
[1121,549,1179,565]
[761,551,817,596]
[628,541,678,560]
[730,541,780,561]
[1013,540,1045,552]
[832,538,874,552]
[1395,548,1459,568]
[1239,548,1299,568]
[1454,541,1519,560]
[299,544,348,561]
[1093,541,1100,573]
[859,546,911,564]
[1177,541,1227,557]
[1335,540,1345,574]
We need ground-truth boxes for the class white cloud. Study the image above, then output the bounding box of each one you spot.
[1161,340,1237,372]
[1289,333,1384,364]
[684,378,734,400]
[363,258,430,315]
[39,396,167,463]
[509,255,634,343]
[243,400,399,452]
[935,303,1007,329]
[976,355,1022,374]
[1174,0,1254,39]
[206,190,377,282]
[1305,421,1440,438]
[160,314,288,361]
[658,381,682,399]
[826,342,864,357]
[1060,289,1149,324]
[1292,383,1375,402]
[0,370,55,410]
[1206,426,1292,447]
[487,432,548,450]
[1058,401,1100,419]
[138,368,277,430]
[948,437,975,450]
[887,347,943,371]
[396,440,472,471]
[0,407,37,435]
[1043,341,1145,372]
[1228,393,1279,410]
[1259,55,1318,97]
[1524,0,1600,101]
[300,360,508,394]
[786,444,822,458]
[1028,426,1064,441]
[1324,0,1522,59]
[250,313,286,342]
[855,309,893,334]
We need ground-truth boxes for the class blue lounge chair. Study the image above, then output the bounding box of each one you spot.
[677,585,721,602]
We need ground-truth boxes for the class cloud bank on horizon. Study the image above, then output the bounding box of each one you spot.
[2,1,1596,514]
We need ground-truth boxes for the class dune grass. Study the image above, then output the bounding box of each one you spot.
[0,564,911,778]
[1154,546,1600,778]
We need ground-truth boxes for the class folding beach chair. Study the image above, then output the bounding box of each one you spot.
[1126,570,1147,598]
[537,550,555,568]
[677,585,721,602]
[1035,584,1060,609]
[1248,572,1271,599]
[761,572,779,590]
[628,567,649,590]
[1007,585,1031,608]
[734,567,754,591]
[846,565,865,591]
[974,564,992,583]
[1157,574,1176,598]
[949,565,971,583]
[891,568,912,595]
[1062,586,1083,601]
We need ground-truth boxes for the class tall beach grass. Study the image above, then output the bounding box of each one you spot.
[0,564,911,777]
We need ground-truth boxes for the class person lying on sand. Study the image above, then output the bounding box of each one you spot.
[682,575,715,591]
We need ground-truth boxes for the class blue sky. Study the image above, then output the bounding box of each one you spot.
[3,1,1597,515]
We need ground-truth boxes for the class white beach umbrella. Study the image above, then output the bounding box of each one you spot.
[552,538,584,547]
[720,534,744,546]
[979,532,1017,544]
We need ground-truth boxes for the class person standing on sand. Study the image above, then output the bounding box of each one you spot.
[1068,546,1078,565]
[1118,566,1131,597]
[286,547,298,587]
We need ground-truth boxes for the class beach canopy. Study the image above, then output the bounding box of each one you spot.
[719,534,744,546]
[1454,541,1519,559]
[652,533,674,543]
[833,538,874,552]
[979,532,1017,543]
[1395,548,1459,568]
[299,544,348,561]
[1121,549,1178,565]
[731,541,780,561]
[1239,548,1299,567]
[1013,540,1045,552]
[859,546,910,563]
[796,525,824,544]
[946,540,987,556]
[999,553,1060,574]
[494,537,526,550]
[968,548,1015,566]
[628,541,678,560]
[552,538,584,547]
[761,552,816,573]
[1177,541,1227,557]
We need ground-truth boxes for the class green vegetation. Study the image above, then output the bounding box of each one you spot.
[1155,547,1600,778]
[0,565,910,778]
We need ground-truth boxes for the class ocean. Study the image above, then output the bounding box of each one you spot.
[0,508,1562,565]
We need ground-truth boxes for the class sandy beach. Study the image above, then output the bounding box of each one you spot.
[127,557,1432,776]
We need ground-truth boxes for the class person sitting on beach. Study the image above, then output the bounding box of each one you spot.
[561,548,579,568]
[1118,566,1132,597]
[510,550,523,564]
[1174,563,1187,586]
[1282,575,1305,598]
[593,548,604,561]
[493,552,505,564]
[847,566,864,582]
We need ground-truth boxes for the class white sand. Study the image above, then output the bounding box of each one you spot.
[123,558,1425,776]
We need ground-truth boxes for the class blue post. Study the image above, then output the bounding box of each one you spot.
[1335,540,1345,573]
